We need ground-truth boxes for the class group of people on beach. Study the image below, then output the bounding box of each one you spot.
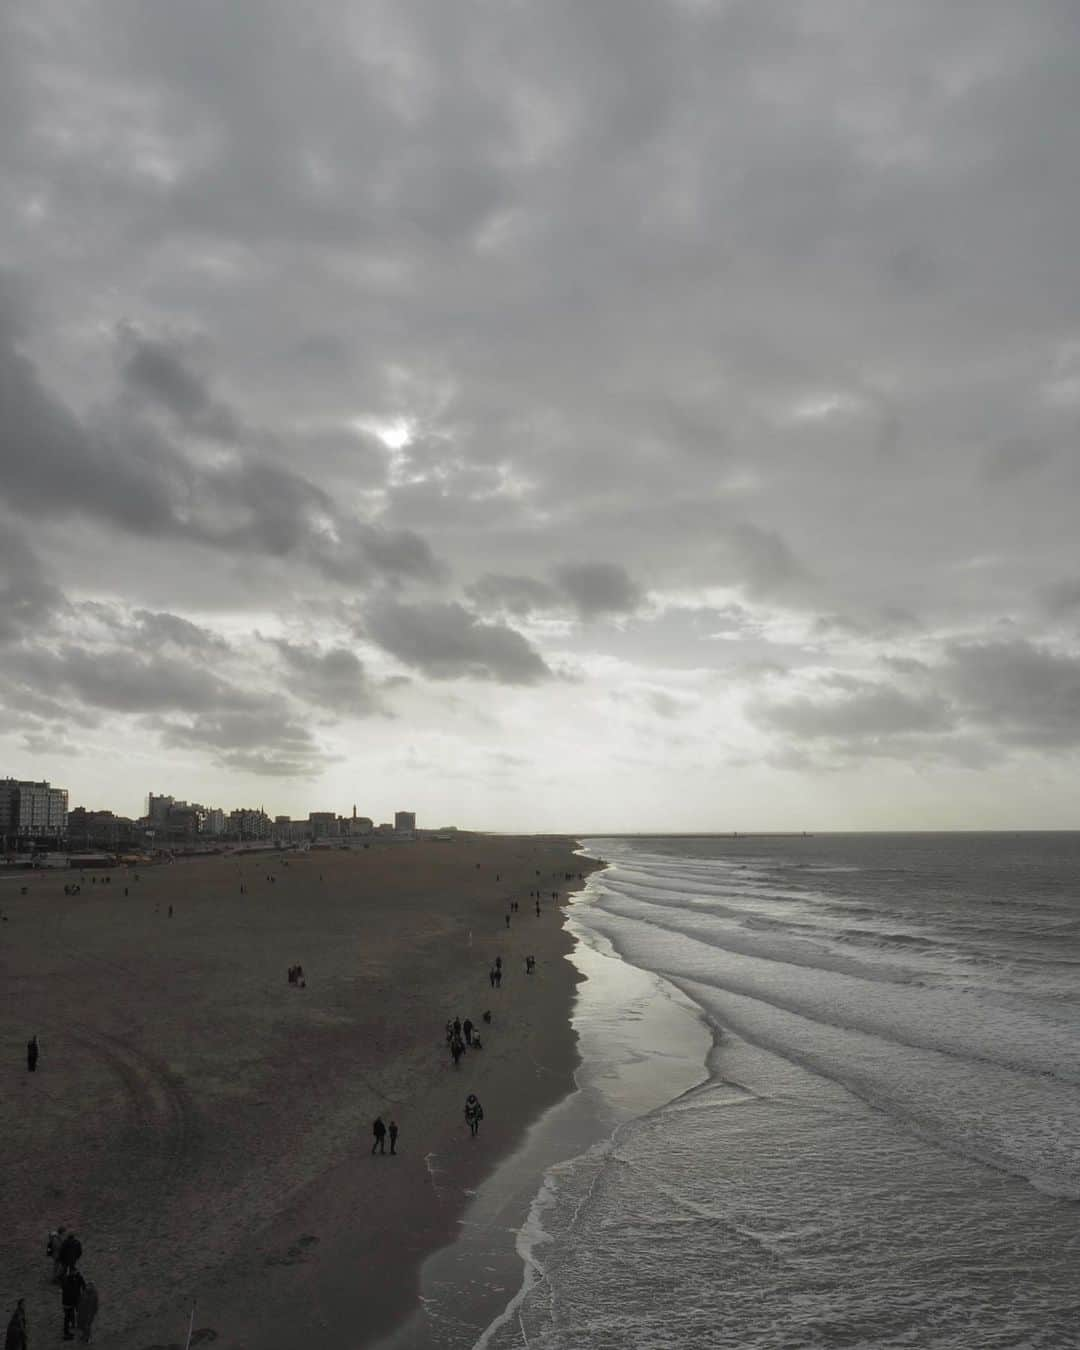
[287,963,306,988]
[19,1227,100,1343]
[446,1013,487,1065]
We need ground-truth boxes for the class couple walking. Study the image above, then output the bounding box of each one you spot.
[371,1116,398,1154]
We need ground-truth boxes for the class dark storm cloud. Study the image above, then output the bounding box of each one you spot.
[3,644,251,716]
[467,563,644,620]
[749,679,953,745]
[363,598,551,684]
[129,609,231,654]
[0,526,65,642]
[1042,580,1080,618]
[119,330,238,440]
[272,639,383,716]
[943,639,1080,748]
[154,708,328,777]
[718,524,806,600]
[552,562,643,619]
[466,573,561,618]
[0,316,439,584]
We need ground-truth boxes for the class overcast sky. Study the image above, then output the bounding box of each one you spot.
[2,1,1079,831]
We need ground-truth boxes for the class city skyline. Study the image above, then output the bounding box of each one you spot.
[3,4,1080,831]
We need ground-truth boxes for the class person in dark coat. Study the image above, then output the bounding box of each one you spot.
[371,1116,387,1154]
[4,1299,27,1350]
[76,1280,98,1342]
[61,1267,86,1340]
[58,1232,82,1277]
[464,1094,484,1137]
[26,1035,38,1072]
[388,1120,399,1155]
[463,1018,473,1045]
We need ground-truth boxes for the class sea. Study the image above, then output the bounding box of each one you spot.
[388,833,1080,1350]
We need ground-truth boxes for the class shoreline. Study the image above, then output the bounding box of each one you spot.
[376,850,715,1348]
[0,834,603,1349]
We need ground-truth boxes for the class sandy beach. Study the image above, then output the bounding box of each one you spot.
[0,835,599,1349]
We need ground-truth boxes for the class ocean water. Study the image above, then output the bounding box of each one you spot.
[478,833,1080,1350]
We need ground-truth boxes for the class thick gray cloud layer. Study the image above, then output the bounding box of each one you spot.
[363,599,550,684]
[1,0,1078,822]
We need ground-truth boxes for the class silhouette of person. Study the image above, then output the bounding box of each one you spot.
[464,1094,484,1136]
[60,1266,85,1340]
[388,1120,399,1155]
[372,1116,387,1154]
[75,1279,98,1343]
[5,1298,27,1350]
[26,1035,38,1072]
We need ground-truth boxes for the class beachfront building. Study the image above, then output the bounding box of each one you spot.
[147,793,175,825]
[228,807,272,840]
[308,811,338,840]
[165,802,206,836]
[344,812,373,837]
[204,807,226,836]
[15,780,68,838]
[394,811,416,836]
[67,807,138,849]
[0,778,18,843]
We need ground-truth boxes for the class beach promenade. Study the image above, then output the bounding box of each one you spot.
[1,835,598,1348]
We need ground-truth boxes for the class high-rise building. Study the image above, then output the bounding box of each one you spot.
[15,781,68,836]
[308,811,337,840]
[0,778,18,839]
[147,793,174,825]
[228,808,272,839]
[394,811,416,835]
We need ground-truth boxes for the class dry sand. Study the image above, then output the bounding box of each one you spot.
[0,835,600,1348]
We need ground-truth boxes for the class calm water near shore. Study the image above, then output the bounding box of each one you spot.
[383,833,1080,1348]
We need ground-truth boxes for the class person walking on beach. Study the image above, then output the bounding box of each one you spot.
[4,1298,27,1350]
[75,1279,98,1343]
[464,1095,484,1137]
[451,1036,465,1067]
[463,1018,473,1045]
[372,1116,387,1154]
[26,1035,38,1072]
[58,1232,82,1279]
[388,1120,399,1155]
[61,1265,85,1340]
[489,966,496,988]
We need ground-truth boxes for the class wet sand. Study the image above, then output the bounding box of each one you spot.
[0,835,598,1348]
